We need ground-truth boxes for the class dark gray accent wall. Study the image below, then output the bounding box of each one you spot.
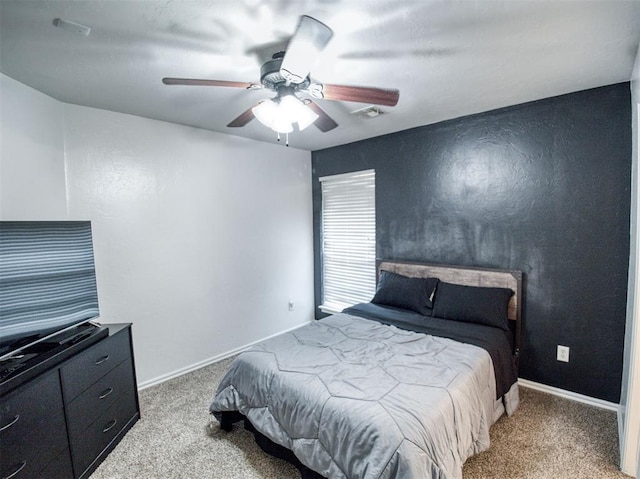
[312,83,631,403]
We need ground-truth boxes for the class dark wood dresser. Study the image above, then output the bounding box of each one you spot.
[0,323,140,479]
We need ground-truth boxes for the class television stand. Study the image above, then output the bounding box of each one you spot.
[0,324,139,479]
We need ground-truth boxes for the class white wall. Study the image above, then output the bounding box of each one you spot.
[0,73,315,386]
[0,74,67,218]
[63,105,314,385]
[621,42,640,477]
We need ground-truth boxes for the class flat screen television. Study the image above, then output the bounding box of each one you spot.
[0,221,100,362]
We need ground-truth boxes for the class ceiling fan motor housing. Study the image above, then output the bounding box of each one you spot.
[260,54,310,92]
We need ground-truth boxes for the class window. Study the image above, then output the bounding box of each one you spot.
[319,169,376,313]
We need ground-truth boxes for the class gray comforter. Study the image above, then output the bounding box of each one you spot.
[210,313,517,479]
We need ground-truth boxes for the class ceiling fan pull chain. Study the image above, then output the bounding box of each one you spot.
[277,132,281,142]
[286,133,289,147]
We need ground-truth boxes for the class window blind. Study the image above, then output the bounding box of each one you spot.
[319,169,376,313]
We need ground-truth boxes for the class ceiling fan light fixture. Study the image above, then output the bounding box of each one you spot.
[253,99,294,133]
[271,117,294,134]
[252,100,277,128]
[279,95,319,131]
[296,105,320,131]
[253,95,318,134]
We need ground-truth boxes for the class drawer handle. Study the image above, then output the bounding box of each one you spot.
[102,418,118,433]
[94,355,110,365]
[99,387,114,399]
[2,460,26,479]
[0,414,19,432]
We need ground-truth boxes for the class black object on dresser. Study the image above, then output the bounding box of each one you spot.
[0,323,140,479]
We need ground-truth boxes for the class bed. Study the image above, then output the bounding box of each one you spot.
[210,260,522,479]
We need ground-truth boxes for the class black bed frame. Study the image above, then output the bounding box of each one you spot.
[219,411,324,479]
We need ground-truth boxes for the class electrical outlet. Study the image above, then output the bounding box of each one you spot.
[557,345,570,362]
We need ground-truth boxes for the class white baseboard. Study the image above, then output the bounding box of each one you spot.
[137,320,313,390]
[137,339,622,414]
[518,378,620,412]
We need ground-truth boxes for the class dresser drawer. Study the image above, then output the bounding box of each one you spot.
[1,448,72,479]
[67,357,136,440]
[37,448,73,479]
[0,370,68,479]
[61,327,131,401]
[71,393,138,477]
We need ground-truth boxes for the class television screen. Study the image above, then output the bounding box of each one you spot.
[0,221,100,360]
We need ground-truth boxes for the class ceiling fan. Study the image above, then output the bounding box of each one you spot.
[162,15,400,143]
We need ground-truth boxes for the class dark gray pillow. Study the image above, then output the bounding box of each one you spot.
[371,270,439,316]
[432,281,513,330]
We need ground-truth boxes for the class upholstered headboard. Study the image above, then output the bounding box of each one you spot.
[377,259,523,360]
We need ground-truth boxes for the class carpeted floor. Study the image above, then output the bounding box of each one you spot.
[90,357,630,479]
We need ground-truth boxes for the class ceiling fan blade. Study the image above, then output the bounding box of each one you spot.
[227,106,256,128]
[303,100,338,132]
[320,84,399,107]
[280,15,333,84]
[340,47,456,60]
[162,78,260,89]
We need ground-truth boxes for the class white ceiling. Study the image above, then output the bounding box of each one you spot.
[1,0,639,151]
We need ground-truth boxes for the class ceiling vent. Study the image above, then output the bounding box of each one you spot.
[53,18,91,36]
[350,105,385,119]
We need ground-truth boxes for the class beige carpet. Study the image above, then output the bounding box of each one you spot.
[463,387,628,479]
[90,357,630,479]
